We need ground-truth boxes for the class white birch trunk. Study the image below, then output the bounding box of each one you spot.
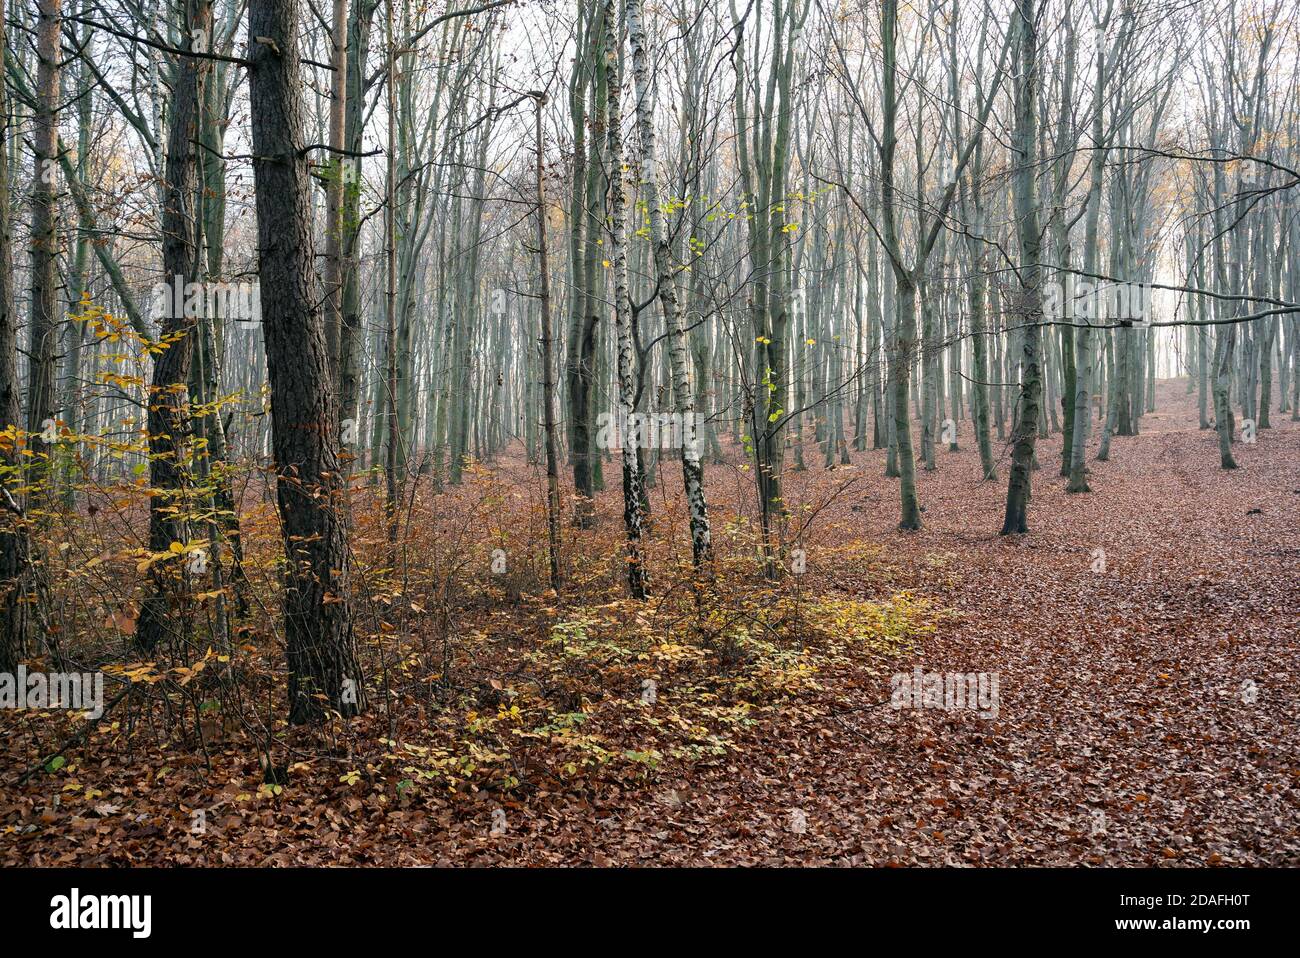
[626,0,711,564]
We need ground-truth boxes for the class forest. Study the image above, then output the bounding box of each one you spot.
[0,0,1296,872]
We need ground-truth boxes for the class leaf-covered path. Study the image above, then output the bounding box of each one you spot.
[426,384,1298,866]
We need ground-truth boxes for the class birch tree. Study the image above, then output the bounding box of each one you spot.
[627,0,711,564]
[604,0,648,597]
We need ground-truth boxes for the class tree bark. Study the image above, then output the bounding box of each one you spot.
[0,5,31,671]
[1001,0,1044,535]
[137,0,212,653]
[533,93,563,592]
[627,0,711,564]
[26,0,63,482]
[248,0,367,723]
[604,0,648,597]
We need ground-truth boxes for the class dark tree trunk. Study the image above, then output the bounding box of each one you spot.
[0,6,30,672]
[249,0,367,723]
[138,0,212,653]
[1001,0,1044,535]
[535,93,563,592]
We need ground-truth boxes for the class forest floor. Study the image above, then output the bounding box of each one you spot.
[3,379,1297,866]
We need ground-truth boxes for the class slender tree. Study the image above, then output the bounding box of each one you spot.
[604,0,648,597]
[533,91,563,592]
[137,0,213,652]
[626,0,711,564]
[1001,0,1044,535]
[0,6,30,672]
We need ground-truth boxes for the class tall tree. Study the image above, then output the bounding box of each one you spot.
[248,0,367,723]
[605,0,648,597]
[533,91,563,592]
[566,0,606,526]
[1066,0,1119,494]
[1001,0,1044,534]
[0,5,30,672]
[26,0,63,487]
[831,0,1009,528]
[627,0,711,564]
[323,0,350,390]
[137,0,213,652]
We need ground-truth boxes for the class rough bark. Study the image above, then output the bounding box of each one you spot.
[248,0,366,723]
[0,5,31,671]
[138,0,212,653]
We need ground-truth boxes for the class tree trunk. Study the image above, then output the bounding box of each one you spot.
[248,0,366,723]
[324,0,349,390]
[0,5,32,671]
[1001,0,1044,535]
[339,1,377,466]
[533,93,563,592]
[627,0,711,564]
[138,0,212,653]
[26,0,63,488]
[604,0,647,597]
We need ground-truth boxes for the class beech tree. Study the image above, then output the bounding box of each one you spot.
[1001,0,1044,535]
